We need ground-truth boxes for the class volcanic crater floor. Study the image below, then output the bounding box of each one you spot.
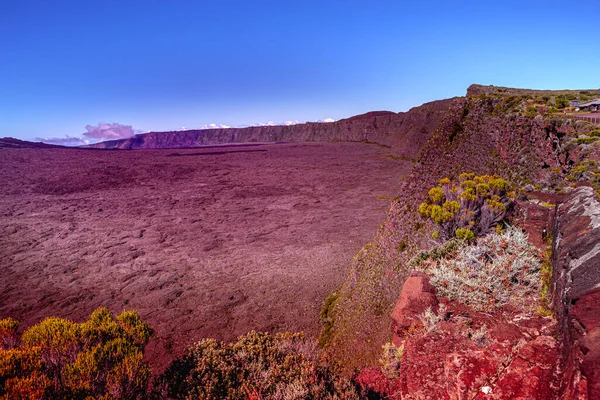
[0,142,412,370]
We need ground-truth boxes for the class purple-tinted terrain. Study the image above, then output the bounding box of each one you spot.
[0,142,412,371]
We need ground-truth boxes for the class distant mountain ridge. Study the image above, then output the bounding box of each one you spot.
[0,137,65,149]
[84,100,455,159]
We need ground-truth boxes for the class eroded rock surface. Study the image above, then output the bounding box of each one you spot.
[390,271,438,346]
[552,186,600,399]
[359,275,560,399]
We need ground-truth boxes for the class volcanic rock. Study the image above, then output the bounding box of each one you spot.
[390,271,438,345]
[552,186,600,399]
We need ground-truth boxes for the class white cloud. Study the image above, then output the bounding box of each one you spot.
[257,121,277,127]
[83,122,135,140]
[200,123,232,129]
[317,118,335,123]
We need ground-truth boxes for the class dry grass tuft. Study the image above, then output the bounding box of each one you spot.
[417,226,541,311]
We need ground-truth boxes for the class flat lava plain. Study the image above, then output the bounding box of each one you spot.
[0,142,412,370]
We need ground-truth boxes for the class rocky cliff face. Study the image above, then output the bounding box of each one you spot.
[325,90,597,373]
[358,272,560,399]
[357,186,600,399]
[552,186,600,399]
[85,99,455,159]
[466,84,600,98]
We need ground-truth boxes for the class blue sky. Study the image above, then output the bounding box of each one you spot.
[1,1,598,143]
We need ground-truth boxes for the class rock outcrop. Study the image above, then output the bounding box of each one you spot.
[552,186,600,399]
[326,89,596,373]
[358,186,600,399]
[389,271,438,346]
[85,99,455,159]
[359,274,560,399]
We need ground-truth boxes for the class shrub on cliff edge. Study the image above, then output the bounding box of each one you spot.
[419,174,516,240]
[415,226,541,311]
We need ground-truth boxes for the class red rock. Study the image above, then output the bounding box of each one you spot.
[390,271,438,344]
[493,335,560,399]
[552,187,600,399]
[512,200,553,251]
[488,321,525,344]
[443,348,499,397]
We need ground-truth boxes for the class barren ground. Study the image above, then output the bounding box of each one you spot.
[0,142,412,370]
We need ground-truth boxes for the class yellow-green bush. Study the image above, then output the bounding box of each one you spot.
[418,174,516,240]
[0,308,152,399]
[455,228,475,242]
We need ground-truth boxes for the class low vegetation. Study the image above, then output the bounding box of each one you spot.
[379,342,404,379]
[418,174,516,241]
[1,312,363,399]
[0,308,153,399]
[418,304,447,332]
[154,331,360,399]
[414,226,542,311]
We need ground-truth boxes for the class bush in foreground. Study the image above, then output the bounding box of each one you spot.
[154,331,360,399]
[0,308,153,399]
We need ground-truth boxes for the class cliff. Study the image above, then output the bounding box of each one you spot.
[552,186,600,398]
[333,88,600,398]
[466,84,600,98]
[85,99,455,160]
[324,88,600,375]
[0,137,65,149]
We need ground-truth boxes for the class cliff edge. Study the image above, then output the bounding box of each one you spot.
[85,99,455,160]
[553,186,600,399]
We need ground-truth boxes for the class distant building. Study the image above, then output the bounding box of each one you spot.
[576,99,600,112]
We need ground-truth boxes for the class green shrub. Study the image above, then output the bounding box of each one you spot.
[318,292,340,347]
[154,331,360,399]
[419,174,516,240]
[524,106,538,118]
[408,239,461,268]
[455,228,475,242]
[379,342,404,379]
[575,136,599,145]
[0,308,153,399]
[555,96,569,109]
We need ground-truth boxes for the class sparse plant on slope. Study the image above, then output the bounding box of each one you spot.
[418,174,517,241]
[468,324,489,347]
[379,342,404,379]
[418,304,447,332]
[416,226,541,311]
[154,331,360,400]
[0,308,153,399]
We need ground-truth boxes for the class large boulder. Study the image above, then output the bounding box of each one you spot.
[390,271,438,346]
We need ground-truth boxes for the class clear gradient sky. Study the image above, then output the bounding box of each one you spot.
[1,1,599,143]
